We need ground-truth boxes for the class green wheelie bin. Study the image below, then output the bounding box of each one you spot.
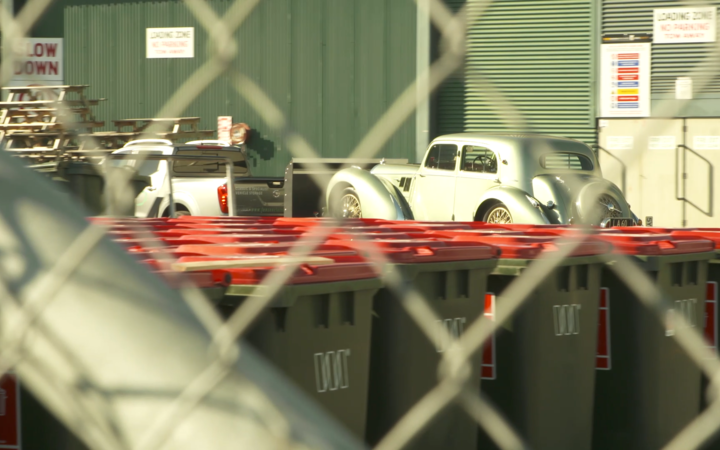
[464,234,609,450]
[215,259,382,440]
[591,233,714,450]
[339,238,499,449]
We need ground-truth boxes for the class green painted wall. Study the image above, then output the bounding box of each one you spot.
[64,0,417,176]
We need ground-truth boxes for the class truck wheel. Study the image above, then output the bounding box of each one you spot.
[335,188,362,219]
[483,203,513,224]
[174,210,191,217]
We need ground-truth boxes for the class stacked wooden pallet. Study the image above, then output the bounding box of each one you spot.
[0,85,105,161]
[0,85,216,162]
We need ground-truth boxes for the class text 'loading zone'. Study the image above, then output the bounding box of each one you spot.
[553,304,582,336]
[314,349,351,393]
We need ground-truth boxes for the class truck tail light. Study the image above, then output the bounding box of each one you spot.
[217,184,228,214]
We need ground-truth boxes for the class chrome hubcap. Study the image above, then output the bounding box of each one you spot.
[341,194,362,218]
[597,194,622,219]
[486,207,512,224]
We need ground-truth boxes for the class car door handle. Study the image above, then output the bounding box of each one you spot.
[147,186,157,191]
[418,174,426,177]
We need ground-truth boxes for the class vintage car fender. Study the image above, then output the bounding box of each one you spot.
[326,167,414,220]
[472,186,554,225]
[575,179,633,224]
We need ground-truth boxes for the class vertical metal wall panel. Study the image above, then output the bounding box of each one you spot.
[323,0,355,158]
[602,0,720,95]
[463,0,595,144]
[290,0,324,160]
[384,0,417,159]
[436,0,466,136]
[355,0,387,143]
[65,0,417,176]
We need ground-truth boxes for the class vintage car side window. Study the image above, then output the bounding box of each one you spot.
[424,144,458,171]
[461,146,497,174]
[541,152,594,171]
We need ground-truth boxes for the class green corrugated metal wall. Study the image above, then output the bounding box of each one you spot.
[65,0,416,176]
[602,0,720,94]
[436,0,465,136]
[438,0,596,144]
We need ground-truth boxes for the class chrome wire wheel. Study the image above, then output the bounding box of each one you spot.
[596,194,623,220]
[340,192,362,218]
[485,205,512,224]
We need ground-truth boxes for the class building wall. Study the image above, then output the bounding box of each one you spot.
[64,0,417,176]
[602,0,720,117]
[437,0,597,145]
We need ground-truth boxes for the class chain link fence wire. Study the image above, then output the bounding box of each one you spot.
[1,0,720,449]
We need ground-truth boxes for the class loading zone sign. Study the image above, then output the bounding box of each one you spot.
[654,7,716,44]
[600,43,651,118]
[147,27,194,58]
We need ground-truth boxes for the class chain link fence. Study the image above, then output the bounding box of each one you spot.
[0,0,719,449]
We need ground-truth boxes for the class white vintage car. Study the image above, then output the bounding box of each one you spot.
[326,133,638,226]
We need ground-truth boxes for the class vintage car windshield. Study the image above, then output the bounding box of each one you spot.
[540,152,594,171]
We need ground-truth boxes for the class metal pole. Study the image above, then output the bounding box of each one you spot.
[415,0,431,164]
[167,160,176,218]
[226,160,236,217]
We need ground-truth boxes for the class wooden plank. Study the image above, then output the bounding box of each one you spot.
[157,130,215,139]
[171,256,335,272]
[79,131,139,138]
[0,121,103,129]
[4,107,91,115]
[0,99,105,107]
[114,117,200,123]
[2,85,89,91]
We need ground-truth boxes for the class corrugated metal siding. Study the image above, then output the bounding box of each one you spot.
[436,0,595,144]
[464,0,595,144]
[65,0,416,176]
[436,0,466,136]
[602,0,720,94]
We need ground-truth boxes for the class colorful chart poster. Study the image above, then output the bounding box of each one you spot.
[600,43,651,117]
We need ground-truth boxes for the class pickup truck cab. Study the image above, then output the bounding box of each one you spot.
[107,139,284,218]
[326,133,638,226]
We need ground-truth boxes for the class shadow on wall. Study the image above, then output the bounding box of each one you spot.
[246,134,277,163]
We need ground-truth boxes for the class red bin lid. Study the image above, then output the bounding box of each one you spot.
[331,238,497,263]
[449,235,611,258]
[175,234,298,244]
[670,230,720,249]
[595,233,714,255]
[223,262,379,285]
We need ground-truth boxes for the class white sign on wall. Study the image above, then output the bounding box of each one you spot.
[694,136,720,150]
[654,7,716,44]
[676,77,693,99]
[218,116,232,143]
[600,43,651,118]
[607,136,634,150]
[146,27,194,58]
[649,136,676,150]
[11,38,63,84]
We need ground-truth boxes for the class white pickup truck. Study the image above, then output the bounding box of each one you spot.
[107,139,285,218]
